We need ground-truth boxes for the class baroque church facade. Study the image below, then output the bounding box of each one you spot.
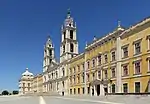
[43,10,78,95]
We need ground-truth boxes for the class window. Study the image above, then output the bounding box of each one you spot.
[63,31,66,39]
[135,82,140,93]
[44,76,46,81]
[104,54,108,63]
[98,54,102,65]
[87,87,90,94]
[135,61,141,74]
[123,65,128,76]
[56,71,58,78]
[134,42,141,54]
[92,59,95,67]
[63,45,65,53]
[82,87,85,94]
[92,73,95,80]
[49,50,52,56]
[87,74,90,81]
[98,71,101,79]
[62,81,65,88]
[23,83,25,87]
[112,84,115,93]
[70,43,74,52]
[111,68,115,78]
[123,47,128,58]
[82,72,85,83]
[77,65,80,72]
[82,63,85,70]
[111,51,116,61]
[52,73,53,79]
[70,30,73,39]
[123,83,128,93]
[62,68,65,76]
[74,88,76,94]
[70,89,72,94]
[104,70,108,79]
[78,88,80,94]
[87,61,90,69]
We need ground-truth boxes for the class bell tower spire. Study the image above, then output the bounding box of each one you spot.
[60,9,79,63]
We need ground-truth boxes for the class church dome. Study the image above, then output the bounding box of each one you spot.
[22,68,33,77]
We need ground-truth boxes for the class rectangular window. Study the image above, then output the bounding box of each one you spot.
[70,89,72,94]
[123,83,128,93]
[87,87,90,94]
[134,42,141,55]
[92,73,95,80]
[82,87,85,94]
[111,51,116,61]
[104,54,108,63]
[123,65,128,76]
[98,71,101,79]
[123,47,128,58]
[74,88,76,94]
[78,88,80,94]
[62,81,65,88]
[87,74,90,82]
[98,54,102,65]
[63,45,65,53]
[82,72,85,83]
[92,59,95,67]
[111,68,115,78]
[149,60,150,72]
[87,61,90,69]
[63,31,66,39]
[135,61,141,74]
[77,65,80,72]
[112,84,115,93]
[135,82,140,93]
[82,63,85,70]
[104,70,108,79]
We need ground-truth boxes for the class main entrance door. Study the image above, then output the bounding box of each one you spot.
[96,84,100,96]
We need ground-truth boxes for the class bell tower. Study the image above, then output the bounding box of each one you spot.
[60,9,78,63]
[43,36,56,72]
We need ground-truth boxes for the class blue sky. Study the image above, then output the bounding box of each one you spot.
[0,0,150,91]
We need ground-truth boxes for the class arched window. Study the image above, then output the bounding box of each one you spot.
[70,43,74,52]
[70,30,73,39]
[63,45,65,53]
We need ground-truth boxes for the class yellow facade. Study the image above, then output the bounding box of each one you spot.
[67,17,150,95]
[68,53,85,95]
[31,74,43,93]
[120,19,150,93]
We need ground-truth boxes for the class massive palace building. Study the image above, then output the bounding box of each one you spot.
[19,9,150,96]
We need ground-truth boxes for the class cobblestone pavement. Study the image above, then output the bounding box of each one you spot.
[0,95,149,104]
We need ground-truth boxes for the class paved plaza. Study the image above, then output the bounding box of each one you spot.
[0,95,149,104]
